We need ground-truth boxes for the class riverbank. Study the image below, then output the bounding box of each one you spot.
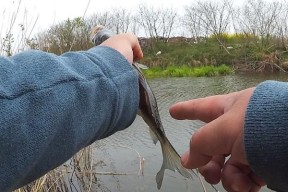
[143,64,232,78]
[140,35,288,73]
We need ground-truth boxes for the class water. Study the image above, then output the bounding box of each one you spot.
[91,73,288,192]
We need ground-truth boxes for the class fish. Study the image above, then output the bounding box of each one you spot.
[91,26,218,191]
[91,25,116,45]
[132,62,196,189]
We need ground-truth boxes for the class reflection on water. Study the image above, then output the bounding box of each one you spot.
[92,73,287,192]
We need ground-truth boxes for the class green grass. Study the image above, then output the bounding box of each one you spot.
[140,35,288,72]
[141,39,233,68]
[143,64,232,78]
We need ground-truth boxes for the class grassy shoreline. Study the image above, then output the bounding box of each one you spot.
[142,64,232,78]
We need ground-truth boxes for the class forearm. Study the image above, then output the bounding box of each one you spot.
[244,80,288,192]
[0,46,139,191]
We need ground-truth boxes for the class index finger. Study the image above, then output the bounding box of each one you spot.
[169,94,230,123]
[100,33,143,63]
[129,35,143,61]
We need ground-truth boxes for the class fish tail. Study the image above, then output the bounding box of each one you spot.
[156,139,195,189]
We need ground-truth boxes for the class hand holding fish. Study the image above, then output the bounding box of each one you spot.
[99,33,143,63]
[169,88,267,192]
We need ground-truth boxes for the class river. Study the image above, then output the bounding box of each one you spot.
[91,73,288,192]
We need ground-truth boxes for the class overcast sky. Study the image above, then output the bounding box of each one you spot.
[1,0,195,33]
[0,0,277,39]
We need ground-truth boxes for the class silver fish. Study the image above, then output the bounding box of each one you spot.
[136,66,219,192]
[132,63,195,189]
[91,26,216,191]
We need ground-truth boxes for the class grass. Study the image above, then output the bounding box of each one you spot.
[141,39,232,68]
[140,35,288,73]
[143,64,232,78]
[14,144,146,192]
[15,146,97,192]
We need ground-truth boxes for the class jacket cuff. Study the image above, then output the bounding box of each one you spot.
[244,80,288,191]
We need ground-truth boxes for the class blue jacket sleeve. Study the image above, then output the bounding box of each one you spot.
[0,46,139,191]
[244,80,288,192]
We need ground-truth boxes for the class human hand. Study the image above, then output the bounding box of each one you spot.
[99,33,143,64]
[169,88,266,192]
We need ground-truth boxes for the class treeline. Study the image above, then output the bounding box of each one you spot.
[2,0,288,71]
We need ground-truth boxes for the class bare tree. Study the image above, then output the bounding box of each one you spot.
[1,0,38,55]
[85,12,114,30]
[33,31,50,52]
[0,0,21,55]
[138,4,177,41]
[183,5,204,43]
[71,17,92,50]
[184,0,233,53]
[275,2,288,50]
[34,17,92,54]
[130,15,141,36]
[159,8,177,40]
[138,4,161,39]
[110,8,131,34]
[237,0,283,47]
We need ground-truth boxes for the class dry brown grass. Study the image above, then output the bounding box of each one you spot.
[14,144,146,192]
[15,146,97,192]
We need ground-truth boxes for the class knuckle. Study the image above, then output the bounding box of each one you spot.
[190,129,202,149]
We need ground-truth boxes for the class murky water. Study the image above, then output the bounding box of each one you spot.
[92,73,288,192]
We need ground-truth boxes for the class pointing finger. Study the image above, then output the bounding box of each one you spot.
[169,94,230,123]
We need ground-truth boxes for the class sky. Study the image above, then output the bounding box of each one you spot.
[0,0,196,34]
[0,0,276,47]
[0,0,198,52]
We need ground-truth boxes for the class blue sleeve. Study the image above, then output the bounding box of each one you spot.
[244,80,288,192]
[0,46,139,191]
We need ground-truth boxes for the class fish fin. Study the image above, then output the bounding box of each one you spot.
[156,164,165,189]
[149,128,158,145]
[156,140,196,189]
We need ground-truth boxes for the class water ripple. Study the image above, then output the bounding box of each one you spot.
[94,75,277,192]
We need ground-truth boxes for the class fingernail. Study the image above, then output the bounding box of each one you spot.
[181,151,189,166]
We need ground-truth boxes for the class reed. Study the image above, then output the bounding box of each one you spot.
[14,143,146,192]
[0,0,38,56]
[15,146,97,192]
